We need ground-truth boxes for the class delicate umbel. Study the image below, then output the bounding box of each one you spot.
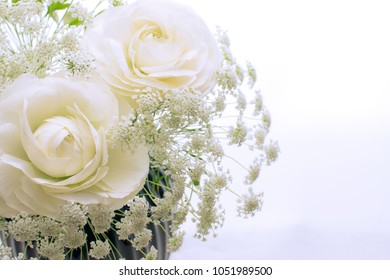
[1,168,171,260]
[1,221,170,260]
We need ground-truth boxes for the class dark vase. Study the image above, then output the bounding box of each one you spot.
[1,168,171,260]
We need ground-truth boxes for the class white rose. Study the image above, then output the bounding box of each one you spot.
[0,75,149,218]
[83,0,221,104]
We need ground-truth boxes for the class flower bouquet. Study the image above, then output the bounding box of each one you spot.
[0,0,278,260]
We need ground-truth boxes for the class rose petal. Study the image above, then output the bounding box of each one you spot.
[0,163,84,218]
[82,0,222,100]
[0,123,27,160]
[4,132,108,192]
[98,144,149,198]
[16,176,62,217]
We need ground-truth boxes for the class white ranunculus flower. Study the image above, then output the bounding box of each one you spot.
[0,75,149,218]
[83,0,221,104]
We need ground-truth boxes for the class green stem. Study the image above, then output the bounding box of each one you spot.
[91,0,106,15]
[55,0,74,31]
[99,233,117,260]
[226,187,243,199]
[224,154,250,172]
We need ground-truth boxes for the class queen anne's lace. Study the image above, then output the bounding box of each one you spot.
[0,0,279,259]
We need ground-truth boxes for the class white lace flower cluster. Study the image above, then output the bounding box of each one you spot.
[0,0,279,260]
[105,26,280,242]
[0,0,96,89]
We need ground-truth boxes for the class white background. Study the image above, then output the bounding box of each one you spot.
[170,0,390,259]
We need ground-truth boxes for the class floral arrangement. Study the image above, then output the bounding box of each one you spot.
[0,0,279,260]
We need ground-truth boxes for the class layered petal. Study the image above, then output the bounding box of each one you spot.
[82,0,221,105]
[0,75,149,218]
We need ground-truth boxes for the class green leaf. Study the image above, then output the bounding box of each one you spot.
[63,11,83,26]
[46,1,70,22]
[47,2,70,14]
[68,18,83,26]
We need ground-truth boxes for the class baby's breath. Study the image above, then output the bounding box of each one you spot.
[213,91,227,114]
[254,126,267,149]
[245,159,261,185]
[171,205,189,231]
[0,245,12,260]
[63,50,95,77]
[246,61,257,88]
[194,178,226,241]
[58,203,87,229]
[36,216,62,238]
[151,192,175,222]
[7,213,40,242]
[265,140,280,165]
[253,90,264,116]
[168,231,184,253]
[69,2,92,23]
[237,188,264,218]
[0,0,98,88]
[132,228,152,250]
[236,90,247,112]
[88,204,115,234]
[262,109,272,131]
[216,26,230,47]
[59,29,80,51]
[116,197,150,240]
[89,240,111,260]
[60,228,86,249]
[88,204,115,233]
[189,162,205,186]
[217,66,239,91]
[38,238,65,260]
[142,246,158,260]
[228,119,248,146]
